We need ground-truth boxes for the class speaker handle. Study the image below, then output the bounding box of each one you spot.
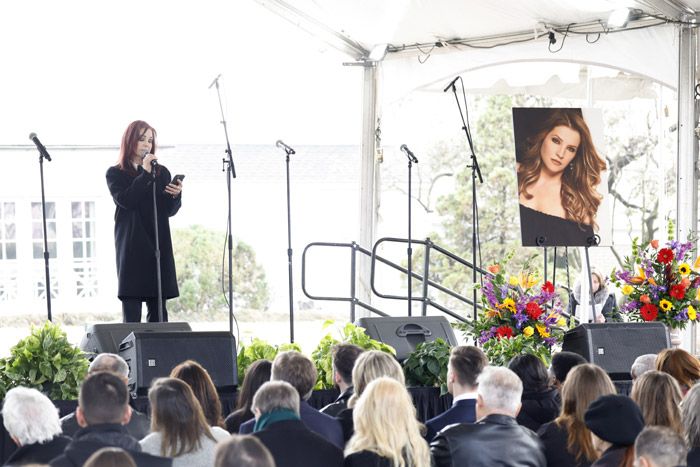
[119,340,134,352]
[396,323,432,337]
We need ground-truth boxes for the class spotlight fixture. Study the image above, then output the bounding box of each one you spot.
[548,31,556,45]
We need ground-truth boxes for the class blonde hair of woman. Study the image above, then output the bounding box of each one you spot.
[347,350,404,408]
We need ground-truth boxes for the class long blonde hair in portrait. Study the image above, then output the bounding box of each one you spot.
[631,370,683,435]
[346,377,430,467]
[518,109,606,229]
[347,350,405,408]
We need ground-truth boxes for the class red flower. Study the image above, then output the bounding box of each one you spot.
[542,281,554,294]
[526,302,543,320]
[670,284,686,300]
[657,248,675,264]
[495,325,514,339]
[640,303,659,321]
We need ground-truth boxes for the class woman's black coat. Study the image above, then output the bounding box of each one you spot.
[106,165,181,299]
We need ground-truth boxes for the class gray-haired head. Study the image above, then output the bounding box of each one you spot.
[631,354,657,380]
[477,366,523,416]
[2,387,62,445]
[634,426,687,467]
[252,381,300,416]
[89,353,129,379]
[681,383,700,449]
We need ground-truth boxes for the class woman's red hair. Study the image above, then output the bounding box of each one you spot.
[116,120,157,174]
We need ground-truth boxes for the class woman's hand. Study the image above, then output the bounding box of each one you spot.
[595,314,606,323]
[142,154,158,173]
[165,179,183,198]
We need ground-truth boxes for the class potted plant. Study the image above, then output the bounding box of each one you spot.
[236,338,301,383]
[402,338,451,395]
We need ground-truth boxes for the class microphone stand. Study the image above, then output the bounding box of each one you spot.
[35,144,53,322]
[447,77,484,321]
[211,75,237,337]
[281,145,295,343]
[405,149,417,317]
[150,166,164,322]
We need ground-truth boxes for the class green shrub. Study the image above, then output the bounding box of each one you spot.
[402,338,452,395]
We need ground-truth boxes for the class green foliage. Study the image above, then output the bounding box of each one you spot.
[311,321,396,390]
[236,338,301,383]
[402,338,451,395]
[479,334,553,367]
[171,225,270,318]
[0,321,89,400]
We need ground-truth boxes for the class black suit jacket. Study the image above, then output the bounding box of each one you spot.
[4,435,70,466]
[253,420,343,467]
[344,450,392,467]
[431,413,546,467]
[425,398,477,441]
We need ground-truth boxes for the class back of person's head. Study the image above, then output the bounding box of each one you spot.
[148,377,213,457]
[332,344,364,386]
[477,366,522,416]
[508,354,550,393]
[681,383,700,449]
[449,346,487,389]
[2,387,62,446]
[236,359,272,413]
[79,371,129,425]
[347,377,429,467]
[655,348,700,392]
[631,354,658,380]
[271,351,317,400]
[88,353,129,378]
[84,447,136,467]
[550,351,586,385]
[634,426,687,467]
[349,350,404,408]
[584,395,644,447]
[557,363,616,463]
[170,359,223,427]
[252,381,300,416]
[215,434,276,467]
[631,371,683,434]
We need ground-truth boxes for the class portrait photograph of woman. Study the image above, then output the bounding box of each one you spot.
[513,107,611,247]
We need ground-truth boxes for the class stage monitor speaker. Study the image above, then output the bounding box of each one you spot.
[79,322,192,356]
[119,331,237,397]
[562,322,670,380]
[356,316,458,361]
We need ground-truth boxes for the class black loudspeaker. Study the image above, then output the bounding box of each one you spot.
[118,331,237,396]
[356,316,458,361]
[562,322,670,380]
[79,322,192,356]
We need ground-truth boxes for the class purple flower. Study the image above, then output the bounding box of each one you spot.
[616,270,633,283]
[478,327,497,344]
[675,308,689,321]
[620,301,639,313]
[677,241,693,260]
[543,337,558,347]
[513,311,528,328]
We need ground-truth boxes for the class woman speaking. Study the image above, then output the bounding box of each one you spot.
[106,120,183,322]
[516,108,606,246]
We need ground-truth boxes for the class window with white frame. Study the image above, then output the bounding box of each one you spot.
[0,202,18,301]
[72,201,97,297]
[32,201,58,299]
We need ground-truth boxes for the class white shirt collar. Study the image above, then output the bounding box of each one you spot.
[452,391,478,405]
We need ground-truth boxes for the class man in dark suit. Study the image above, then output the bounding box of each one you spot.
[425,346,487,440]
[252,381,343,467]
[239,351,344,448]
[431,366,546,467]
[50,372,170,467]
[320,344,363,417]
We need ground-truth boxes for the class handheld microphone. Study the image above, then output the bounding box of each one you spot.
[208,74,221,89]
[276,140,296,155]
[400,144,418,163]
[442,76,460,93]
[28,133,51,161]
[142,149,157,168]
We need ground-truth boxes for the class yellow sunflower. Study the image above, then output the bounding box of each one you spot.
[659,299,673,312]
[679,263,691,276]
[523,326,534,337]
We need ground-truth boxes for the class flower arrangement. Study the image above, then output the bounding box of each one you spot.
[612,238,699,330]
[455,263,568,366]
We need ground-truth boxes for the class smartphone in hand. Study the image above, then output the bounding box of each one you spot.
[172,174,185,184]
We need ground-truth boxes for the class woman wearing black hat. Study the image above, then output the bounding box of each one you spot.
[584,395,645,467]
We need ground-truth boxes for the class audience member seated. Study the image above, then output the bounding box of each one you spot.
[335,350,405,444]
[655,348,700,396]
[634,426,687,467]
[344,377,429,467]
[681,384,700,467]
[538,363,617,467]
[251,381,343,467]
[550,351,586,390]
[84,447,136,467]
[631,354,658,380]
[170,360,224,428]
[508,354,561,432]
[584,395,644,467]
[321,344,364,417]
[240,351,344,448]
[49,371,171,467]
[224,360,272,434]
[2,387,70,465]
[570,270,620,322]
[630,371,683,435]
[214,434,275,467]
[431,366,546,467]
[139,378,229,467]
[60,353,150,439]
[424,346,487,440]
